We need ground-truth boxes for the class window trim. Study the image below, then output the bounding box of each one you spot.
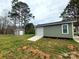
[62,24,69,34]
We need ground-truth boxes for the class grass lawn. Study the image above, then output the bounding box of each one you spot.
[0,35,79,59]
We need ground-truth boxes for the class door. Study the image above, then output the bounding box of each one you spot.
[36,27,44,36]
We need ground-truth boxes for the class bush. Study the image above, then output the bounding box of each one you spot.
[25,23,35,34]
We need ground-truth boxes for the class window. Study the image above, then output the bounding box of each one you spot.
[62,24,69,34]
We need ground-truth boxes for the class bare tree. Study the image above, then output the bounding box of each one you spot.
[0,9,14,34]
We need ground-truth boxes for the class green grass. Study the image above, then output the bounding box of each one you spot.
[0,35,33,56]
[0,35,79,59]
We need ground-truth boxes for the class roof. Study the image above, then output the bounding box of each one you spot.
[36,20,77,27]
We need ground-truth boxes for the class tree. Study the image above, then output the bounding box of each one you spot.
[25,23,35,34]
[9,0,34,35]
[61,0,79,22]
[0,16,13,34]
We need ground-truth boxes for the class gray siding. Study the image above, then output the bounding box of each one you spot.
[44,23,73,38]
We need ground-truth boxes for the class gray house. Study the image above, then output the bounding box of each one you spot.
[35,20,79,39]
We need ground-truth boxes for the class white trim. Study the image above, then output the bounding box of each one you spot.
[72,22,74,38]
[62,24,69,34]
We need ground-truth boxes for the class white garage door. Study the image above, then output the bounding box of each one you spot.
[36,27,44,36]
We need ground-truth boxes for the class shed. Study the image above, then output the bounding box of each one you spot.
[35,20,78,39]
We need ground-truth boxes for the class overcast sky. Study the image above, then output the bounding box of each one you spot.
[0,0,70,25]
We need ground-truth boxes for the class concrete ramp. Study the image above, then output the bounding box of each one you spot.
[73,36,79,43]
[28,35,43,41]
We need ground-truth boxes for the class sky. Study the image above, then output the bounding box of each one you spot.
[0,0,70,25]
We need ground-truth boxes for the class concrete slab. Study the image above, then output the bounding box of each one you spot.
[28,35,43,41]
